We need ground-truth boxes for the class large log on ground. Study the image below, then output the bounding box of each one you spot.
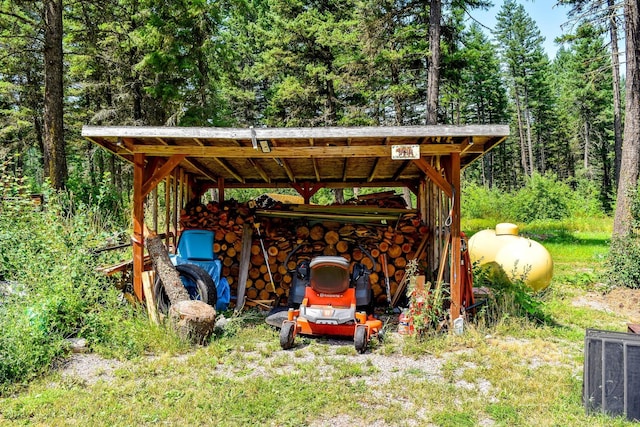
[145,230,215,343]
[145,231,190,304]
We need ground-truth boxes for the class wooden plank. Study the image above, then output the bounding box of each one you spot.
[290,205,413,215]
[235,223,253,313]
[132,153,145,301]
[82,124,510,140]
[142,270,160,325]
[131,144,460,158]
[217,180,418,190]
[256,209,399,223]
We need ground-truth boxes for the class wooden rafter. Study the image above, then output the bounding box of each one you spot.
[413,158,452,198]
[391,160,411,181]
[230,139,271,183]
[211,158,245,183]
[194,137,244,183]
[141,154,186,198]
[269,139,295,182]
[309,138,321,181]
[367,137,390,183]
[154,137,219,182]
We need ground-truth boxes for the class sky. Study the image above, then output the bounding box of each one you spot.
[465,0,573,59]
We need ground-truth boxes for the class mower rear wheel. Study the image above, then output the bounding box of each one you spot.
[280,321,296,350]
[354,325,368,354]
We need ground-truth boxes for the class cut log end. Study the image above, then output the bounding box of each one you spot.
[169,300,216,344]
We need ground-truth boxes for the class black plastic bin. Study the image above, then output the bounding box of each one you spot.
[583,328,640,421]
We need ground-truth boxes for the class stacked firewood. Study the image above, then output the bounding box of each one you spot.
[179,199,428,306]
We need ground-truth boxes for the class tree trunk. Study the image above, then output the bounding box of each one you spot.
[613,0,640,237]
[609,0,623,185]
[584,121,590,171]
[426,0,442,125]
[513,92,528,176]
[43,0,67,189]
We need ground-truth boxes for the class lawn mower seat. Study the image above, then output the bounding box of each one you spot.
[288,259,310,308]
[351,263,373,308]
[309,256,350,294]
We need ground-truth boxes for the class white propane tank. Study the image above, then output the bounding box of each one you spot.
[468,223,553,291]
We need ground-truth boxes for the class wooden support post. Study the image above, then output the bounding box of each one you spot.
[172,169,179,249]
[151,187,158,233]
[165,176,171,248]
[419,178,427,224]
[448,153,462,322]
[217,177,225,203]
[132,153,146,301]
[178,168,184,217]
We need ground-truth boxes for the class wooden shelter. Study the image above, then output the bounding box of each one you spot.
[82,125,509,320]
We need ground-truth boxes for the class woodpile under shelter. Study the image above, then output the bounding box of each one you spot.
[82,125,509,321]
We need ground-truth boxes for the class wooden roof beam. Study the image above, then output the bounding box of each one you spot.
[131,144,460,158]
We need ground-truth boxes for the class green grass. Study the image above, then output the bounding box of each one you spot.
[1,217,638,426]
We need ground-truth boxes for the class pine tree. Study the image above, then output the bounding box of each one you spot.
[494,0,552,178]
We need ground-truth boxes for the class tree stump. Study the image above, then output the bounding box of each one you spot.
[169,300,216,344]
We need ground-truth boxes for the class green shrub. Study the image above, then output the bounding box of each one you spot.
[509,173,571,222]
[461,183,514,221]
[604,238,640,289]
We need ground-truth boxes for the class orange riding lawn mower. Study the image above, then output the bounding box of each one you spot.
[276,243,383,353]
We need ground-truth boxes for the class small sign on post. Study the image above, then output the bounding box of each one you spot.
[391,145,420,160]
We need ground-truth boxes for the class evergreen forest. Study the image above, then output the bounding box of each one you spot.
[0,0,636,220]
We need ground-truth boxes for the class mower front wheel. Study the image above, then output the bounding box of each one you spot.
[280,321,296,350]
[354,325,368,354]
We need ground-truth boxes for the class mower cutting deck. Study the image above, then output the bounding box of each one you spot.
[279,254,382,353]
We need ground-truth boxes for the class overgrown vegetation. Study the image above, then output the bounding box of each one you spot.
[0,163,184,393]
[461,173,606,225]
[606,185,640,289]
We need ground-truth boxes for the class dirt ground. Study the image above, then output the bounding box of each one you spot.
[572,286,640,324]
